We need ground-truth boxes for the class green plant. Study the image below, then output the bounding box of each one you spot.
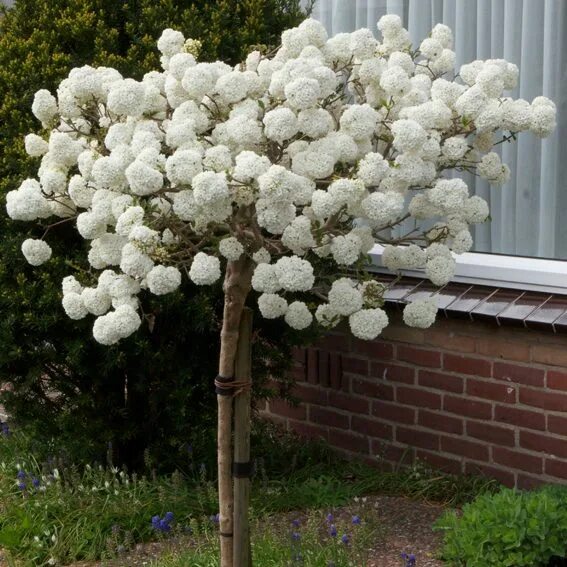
[435,485,567,567]
[0,0,309,470]
[153,506,381,567]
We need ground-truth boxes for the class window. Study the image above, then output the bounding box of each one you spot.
[306,0,567,261]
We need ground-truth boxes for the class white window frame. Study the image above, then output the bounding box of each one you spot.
[369,245,567,296]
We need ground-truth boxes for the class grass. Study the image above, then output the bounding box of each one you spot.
[0,419,498,566]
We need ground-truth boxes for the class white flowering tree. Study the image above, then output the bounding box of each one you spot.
[7,14,555,566]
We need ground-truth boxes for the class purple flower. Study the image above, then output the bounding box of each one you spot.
[1,422,10,436]
[291,531,301,541]
[292,518,300,528]
[352,515,361,525]
[164,511,174,522]
[401,552,416,567]
[17,481,26,491]
[326,513,334,523]
[16,470,26,480]
[151,513,174,533]
[32,477,40,488]
[210,513,220,524]
[329,524,337,537]
[341,534,350,545]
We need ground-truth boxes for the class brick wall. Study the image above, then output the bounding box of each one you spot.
[261,309,567,489]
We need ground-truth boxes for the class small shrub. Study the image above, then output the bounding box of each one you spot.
[435,485,567,567]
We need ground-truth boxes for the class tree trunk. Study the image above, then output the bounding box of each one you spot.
[233,307,253,567]
[217,257,253,567]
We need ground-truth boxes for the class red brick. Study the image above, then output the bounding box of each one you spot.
[269,399,306,421]
[466,421,515,447]
[328,429,368,454]
[309,406,349,429]
[372,400,415,424]
[520,431,567,459]
[493,362,545,387]
[444,354,491,377]
[464,462,515,487]
[444,395,492,419]
[341,356,368,376]
[381,325,424,344]
[351,416,392,439]
[467,378,516,403]
[418,369,464,393]
[318,333,351,353]
[352,378,394,401]
[328,390,369,414]
[292,383,328,406]
[416,450,462,474]
[329,353,341,389]
[545,458,567,480]
[292,365,306,381]
[371,441,412,465]
[307,348,319,384]
[288,420,328,442]
[519,388,567,411]
[532,345,567,367]
[547,370,567,391]
[352,339,394,360]
[494,405,545,431]
[398,345,441,368]
[517,474,546,490]
[397,387,441,410]
[441,436,489,461]
[370,362,415,384]
[292,347,306,364]
[477,338,530,362]
[548,415,567,436]
[396,427,440,451]
[493,447,543,474]
[424,331,476,353]
[418,410,463,434]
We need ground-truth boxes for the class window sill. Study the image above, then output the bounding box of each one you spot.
[369,245,567,296]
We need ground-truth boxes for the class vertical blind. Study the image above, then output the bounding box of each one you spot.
[304,0,567,259]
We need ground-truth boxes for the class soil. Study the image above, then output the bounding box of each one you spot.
[56,495,448,567]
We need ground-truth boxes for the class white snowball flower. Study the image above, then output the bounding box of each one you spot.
[252,248,271,265]
[463,196,489,223]
[330,234,362,266]
[328,278,363,316]
[203,145,232,172]
[107,79,147,117]
[157,28,186,57]
[403,297,437,328]
[62,275,83,296]
[297,108,333,139]
[62,292,88,320]
[251,263,281,293]
[21,239,52,266]
[165,149,202,186]
[339,104,379,140]
[76,212,106,240]
[93,304,142,345]
[119,242,154,279]
[125,160,163,196]
[233,151,271,182]
[24,134,49,157]
[349,308,389,340]
[391,119,428,153]
[284,301,312,330]
[6,179,52,221]
[361,191,404,225]
[216,71,248,104]
[284,77,320,110]
[258,293,288,319]
[81,287,112,316]
[263,108,299,143]
[452,230,473,254]
[192,171,229,205]
[274,256,315,292]
[425,255,456,286]
[315,303,340,328]
[442,136,469,160]
[147,265,182,295]
[31,89,58,125]
[189,252,221,285]
[380,66,410,97]
[219,237,244,261]
[357,153,389,187]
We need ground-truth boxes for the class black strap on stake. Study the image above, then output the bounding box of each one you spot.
[232,460,253,478]
[220,531,233,538]
[215,375,234,396]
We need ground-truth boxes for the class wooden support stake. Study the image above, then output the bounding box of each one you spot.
[233,307,253,567]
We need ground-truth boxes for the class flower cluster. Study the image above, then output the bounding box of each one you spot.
[151,511,174,533]
[9,17,555,343]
